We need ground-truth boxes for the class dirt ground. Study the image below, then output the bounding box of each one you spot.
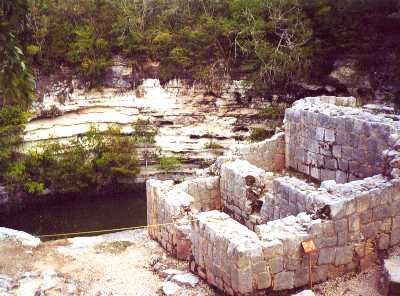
[0,230,219,296]
[0,230,392,296]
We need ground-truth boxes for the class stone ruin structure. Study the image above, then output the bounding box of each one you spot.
[147,96,400,294]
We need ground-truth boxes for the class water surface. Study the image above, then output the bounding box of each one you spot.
[0,187,147,240]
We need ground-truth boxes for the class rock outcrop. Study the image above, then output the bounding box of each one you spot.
[0,227,41,247]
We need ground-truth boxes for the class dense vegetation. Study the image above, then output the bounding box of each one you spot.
[2,123,144,196]
[3,0,399,93]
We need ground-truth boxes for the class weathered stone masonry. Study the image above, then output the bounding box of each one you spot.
[285,96,399,183]
[147,96,400,294]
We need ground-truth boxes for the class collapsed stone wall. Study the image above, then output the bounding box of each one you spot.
[229,132,285,172]
[285,96,399,183]
[147,96,400,294]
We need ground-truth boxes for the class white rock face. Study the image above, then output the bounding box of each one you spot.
[0,228,40,247]
[25,79,270,172]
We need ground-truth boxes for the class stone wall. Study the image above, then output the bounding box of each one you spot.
[261,176,327,222]
[190,176,400,295]
[175,176,221,212]
[220,159,273,229]
[285,96,399,182]
[147,96,400,294]
[146,176,220,260]
[229,132,285,172]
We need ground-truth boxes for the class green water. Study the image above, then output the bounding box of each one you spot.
[0,187,147,240]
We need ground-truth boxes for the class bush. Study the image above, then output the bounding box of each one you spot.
[248,127,273,143]
[5,125,140,195]
[37,105,62,119]
[159,156,182,172]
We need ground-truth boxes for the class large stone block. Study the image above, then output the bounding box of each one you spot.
[335,245,354,266]
[318,247,336,265]
[273,271,294,291]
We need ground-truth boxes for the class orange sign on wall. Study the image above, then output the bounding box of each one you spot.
[302,240,317,253]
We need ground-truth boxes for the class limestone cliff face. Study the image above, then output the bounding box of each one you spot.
[25,78,276,178]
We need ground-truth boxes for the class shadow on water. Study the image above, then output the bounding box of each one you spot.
[0,184,147,241]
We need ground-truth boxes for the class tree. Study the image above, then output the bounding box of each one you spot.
[0,0,35,109]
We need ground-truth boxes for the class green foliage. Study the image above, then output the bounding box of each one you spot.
[248,127,273,143]
[159,156,182,172]
[132,119,158,144]
[257,103,287,120]
[203,140,224,150]
[5,0,400,94]
[5,125,140,195]
[0,107,28,178]
[1,0,36,109]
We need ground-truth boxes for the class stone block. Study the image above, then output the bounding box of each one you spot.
[316,127,325,141]
[261,239,284,259]
[321,169,336,181]
[256,270,272,290]
[335,246,353,266]
[273,271,294,291]
[337,230,349,246]
[318,247,336,265]
[373,205,393,221]
[332,145,342,158]
[360,210,372,225]
[356,194,371,213]
[324,157,338,170]
[349,215,360,233]
[393,216,400,229]
[312,265,329,283]
[361,223,378,239]
[378,233,390,250]
[268,256,284,274]
[324,129,335,142]
[335,218,348,233]
[391,227,400,246]
[294,267,309,288]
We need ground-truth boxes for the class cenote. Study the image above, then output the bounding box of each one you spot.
[0,184,147,241]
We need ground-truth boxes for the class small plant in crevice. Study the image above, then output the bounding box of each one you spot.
[203,139,223,150]
[158,156,182,172]
[247,127,274,143]
[257,103,287,120]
